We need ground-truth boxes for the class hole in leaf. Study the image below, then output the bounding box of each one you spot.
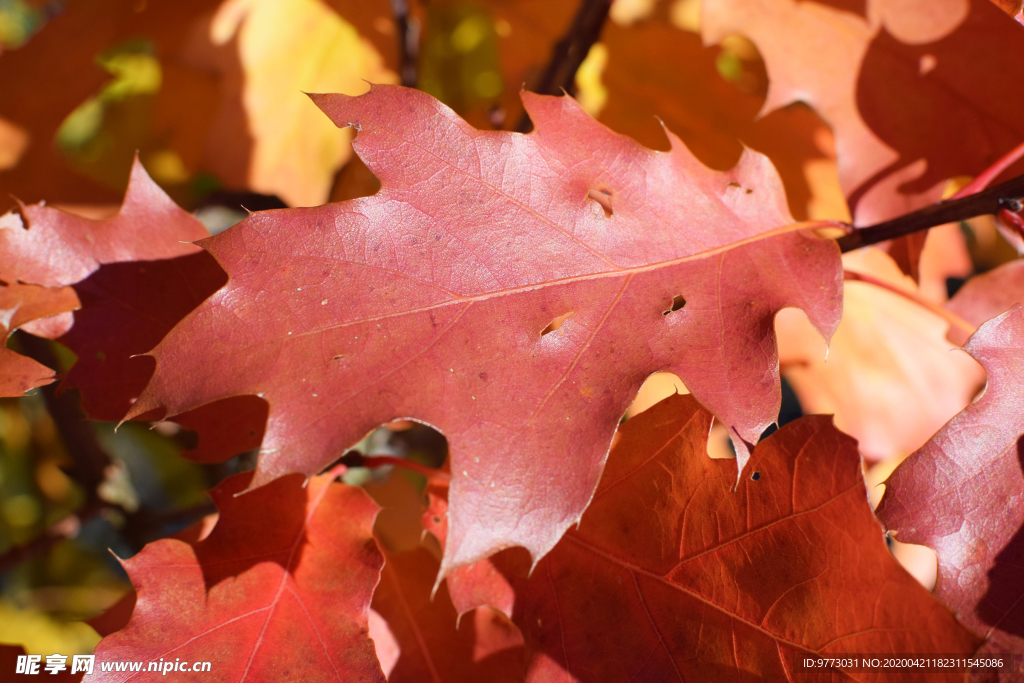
[727,180,754,195]
[541,311,574,336]
[750,471,761,481]
[587,188,613,217]
[663,294,686,315]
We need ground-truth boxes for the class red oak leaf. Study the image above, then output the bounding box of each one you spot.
[0,281,80,396]
[876,306,1024,670]
[0,158,206,287]
[462,394,980,680]
[0,157,209,410]
[128,84,842,578]
[702,0,1024,261]
[92,468,386,683]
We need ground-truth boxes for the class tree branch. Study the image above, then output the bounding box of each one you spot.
[516,0,613,132]
[837,172,1024,252]
[391,0,419,88]
[16,334,110,492]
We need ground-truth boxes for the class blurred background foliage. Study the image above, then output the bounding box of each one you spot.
[0,0,780,213]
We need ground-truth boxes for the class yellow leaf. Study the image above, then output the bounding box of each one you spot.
[195,0,397,206]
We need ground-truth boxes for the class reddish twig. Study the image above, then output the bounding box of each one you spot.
[340,451,450,483]
[837,172,1024,252]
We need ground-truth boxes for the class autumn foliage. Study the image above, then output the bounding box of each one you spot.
[1,0,1024,681]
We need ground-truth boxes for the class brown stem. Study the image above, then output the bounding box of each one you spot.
[516,0,613,132]
[391,0,419,88]
[837,172,1024,252]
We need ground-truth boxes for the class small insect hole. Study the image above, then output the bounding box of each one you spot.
[541,311,574,336]
[751,471,761,481]
[662,295,686,316]
[744,188,753,195]
[587,188,613,217]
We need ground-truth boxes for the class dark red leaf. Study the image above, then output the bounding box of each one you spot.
[0,158,206,287]
[451,395,980,680]
[57,252,225,421]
